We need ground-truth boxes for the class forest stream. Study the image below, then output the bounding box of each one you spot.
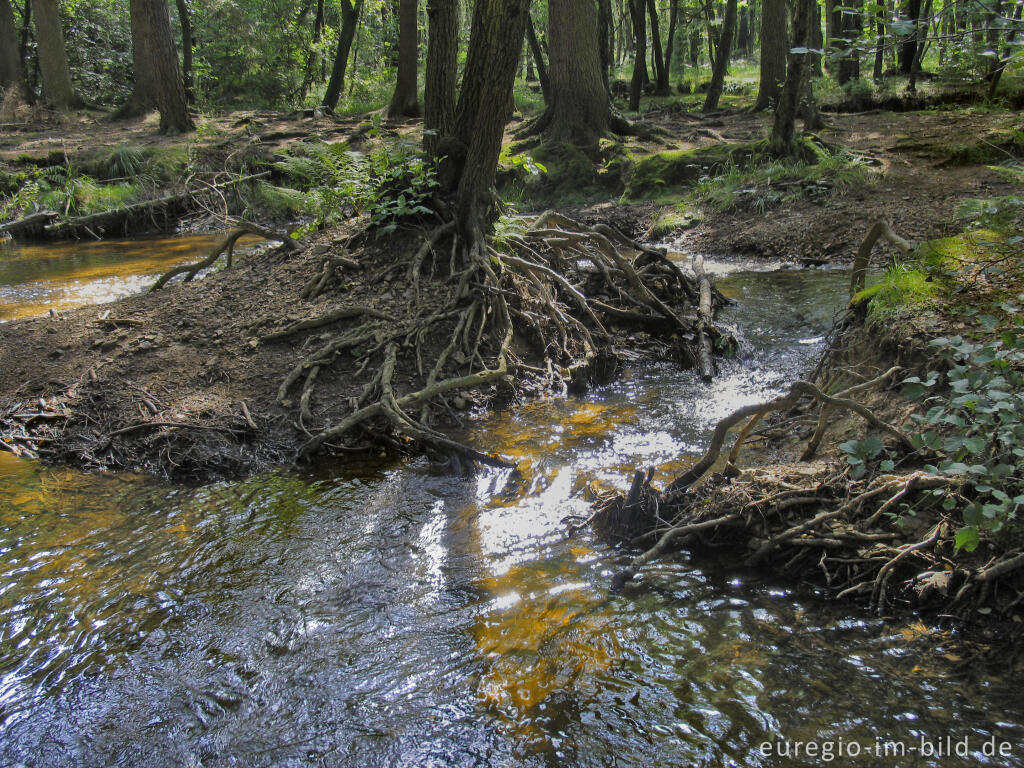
[0,239,1021,766]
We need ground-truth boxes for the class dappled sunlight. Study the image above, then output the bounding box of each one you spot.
[0,233,263,322]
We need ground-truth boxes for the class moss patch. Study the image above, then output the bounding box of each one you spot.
[623,143,757,200]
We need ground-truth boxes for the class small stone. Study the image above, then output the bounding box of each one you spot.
[137,341,154,351]
[453,396,468,410]
[248,339,259,349]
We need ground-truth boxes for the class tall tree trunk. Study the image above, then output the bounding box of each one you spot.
[703,0,736,111]
[174,0,193,103]
[451,0,532,244]
[33,0,83,110]
[129,0,192,133]
[873,3,885,79]
[525,14,551,104]
[627,0,646,109]
[987,0,1023,99]
[648,0,669,94]
[424,0,456,156]
[737,3,751,54]
[808,0,823,75]
[837,0,862,83]
[323,0,361,110]
[386,0,421,117]
[597,0,613,91]
[663,0,679,76]
[769,0,811,156]
[898,0,921,73]
[0,0,28,99]
[906,0,930,92]
[754,0,787,110]
[539,0,611,145]
[113,0,156,118]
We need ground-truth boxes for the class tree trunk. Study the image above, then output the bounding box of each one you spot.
[663,0,679,77]
[174,0,193,103]
[597,0,613,91]
[112,0,156,119]
[737,3,751,55]
[873,4,885,80]
[451,0,531,243]
[836,0,862,84]
[769,0,811,156]
[808,0,823,75]
[33,0,83,110]
[424,0,457,157]
[129,0,192,133]
[627,0,647,109]
[754,0,787,110]
[648,0,669,94]
[0,0,28,99]
[323,0,361,111]
[898,0,921,73]
[987,0,1023,99]
[539,0,611,145]
[702,0,736,111]
[386,0,421,117]
[525,14,551,104]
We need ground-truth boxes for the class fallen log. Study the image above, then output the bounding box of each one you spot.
[0,211,58,238]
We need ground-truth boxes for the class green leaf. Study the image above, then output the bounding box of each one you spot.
[955,526,980,552]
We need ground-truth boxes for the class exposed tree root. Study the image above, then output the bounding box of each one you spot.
[261,210,726,469]
[595,349,1024,619]
[150,223,297,291]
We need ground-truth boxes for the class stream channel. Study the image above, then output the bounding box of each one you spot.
[0,234,1021,766]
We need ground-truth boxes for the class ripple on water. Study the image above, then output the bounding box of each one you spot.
[0,268,1021,766]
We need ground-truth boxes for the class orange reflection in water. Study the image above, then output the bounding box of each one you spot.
[0,232,263,322]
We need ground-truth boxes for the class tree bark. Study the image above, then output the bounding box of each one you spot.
[769,0,812,156]
[386,0,421,117]
[0,0,28,99]
[538,0,611,145]
[703,0,736,111]
[648,0,669,95]
[808,0,823,75]
[987,0,1023,99]
[836,0,862,84]
[126,0,192,133]
[597,0,613,91]
[525,14,551,104]
[898,0,921,74]
[322,0,361,111]
[627,0,646,109]
[451,0,532,243]
[424,0,457,157]
[174,0,193,103]
[873,3,885,80]
[32,0,83,110]
[754,0,788,110]
[663,0,679,77]
[112,0,156,119]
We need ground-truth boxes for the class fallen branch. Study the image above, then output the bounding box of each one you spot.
[850,219,913,297]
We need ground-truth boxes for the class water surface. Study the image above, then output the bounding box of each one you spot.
[0,254,1021,766]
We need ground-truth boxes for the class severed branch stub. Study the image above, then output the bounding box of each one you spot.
[849,219,913,298]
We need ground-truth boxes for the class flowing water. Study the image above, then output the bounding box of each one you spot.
[0,241,1021,766]
[0,233,263,323]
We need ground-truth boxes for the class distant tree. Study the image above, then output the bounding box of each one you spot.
[754,0,788,110]
[386,0,420,117]
[322,0,362,111]
[703,0,737,111]
[524,14,551,105]
[33,0,84,110]
[627,0,647,110]
[648,0,669,95]
[836,0,862,84]
[769,0,812,156]
[423,0,457,157]
[0,0,28,100]
[125,0,192,133]
[174,0,194,102]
